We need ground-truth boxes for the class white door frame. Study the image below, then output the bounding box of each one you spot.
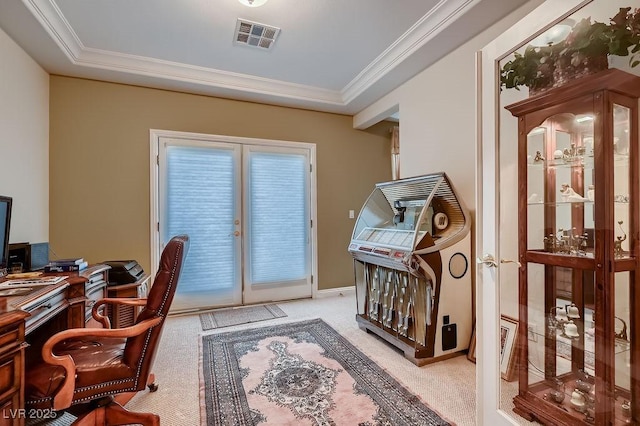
[149,129,318,300]
[476,0,592,423]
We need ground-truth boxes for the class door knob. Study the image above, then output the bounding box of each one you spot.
[476,254,498,268]
[500,258,522,267]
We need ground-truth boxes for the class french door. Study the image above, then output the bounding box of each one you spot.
[152,131,314,312]
[242,144,312,304]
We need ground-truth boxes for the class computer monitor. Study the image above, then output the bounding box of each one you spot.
[0,196,12,279]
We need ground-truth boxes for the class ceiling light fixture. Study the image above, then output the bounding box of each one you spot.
[576,115,594,123]
[238,0,269,7]
[530,19,575,47]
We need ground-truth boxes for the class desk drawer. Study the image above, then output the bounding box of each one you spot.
[0,329,21,356]
[0,347,22,426]
[23,291,68,335]
[0,353,20,398]
[85,284,106,323]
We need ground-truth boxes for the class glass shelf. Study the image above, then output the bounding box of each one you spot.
[527,201,630,206]
[527,201,593,206]
[529,249,595,258]
[528,329,630,359]
[528,154,629,169]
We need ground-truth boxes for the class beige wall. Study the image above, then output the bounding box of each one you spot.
[0,27,49,244]
[49,76,391,290]
[351,0,543,321]
[354,0,542,204]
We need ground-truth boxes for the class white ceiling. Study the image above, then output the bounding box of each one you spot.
[0,0,531,115]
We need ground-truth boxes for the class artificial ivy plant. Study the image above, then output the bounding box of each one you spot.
[500,7,640,92]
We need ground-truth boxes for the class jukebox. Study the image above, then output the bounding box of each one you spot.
[348,172,472,365]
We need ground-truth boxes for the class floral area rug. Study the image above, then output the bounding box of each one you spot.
[200,318,451,426]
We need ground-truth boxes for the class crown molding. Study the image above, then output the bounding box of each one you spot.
[341,0,480,103]
[77,47,345,105]
[23,0,345,106]
[23,0,81,59]
[22,0,480,111]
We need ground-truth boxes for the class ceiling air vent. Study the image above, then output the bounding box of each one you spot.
[234,19,280,50]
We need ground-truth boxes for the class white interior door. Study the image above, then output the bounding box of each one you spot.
[477,1,590,423]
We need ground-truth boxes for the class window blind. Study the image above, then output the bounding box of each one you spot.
[248,151,308,283]
[166,146,238,302]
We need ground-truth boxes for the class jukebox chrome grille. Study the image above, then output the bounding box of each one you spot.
[378,174,442,206]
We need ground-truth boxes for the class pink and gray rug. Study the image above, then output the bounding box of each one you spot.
[200,318,451,425]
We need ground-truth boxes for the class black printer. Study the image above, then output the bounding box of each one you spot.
[103,260,145,285]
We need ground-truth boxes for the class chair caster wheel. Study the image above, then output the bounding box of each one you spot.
[148,383,159,392]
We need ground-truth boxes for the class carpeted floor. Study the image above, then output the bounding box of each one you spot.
[123,294,535,425]
[199,304,287,330]
[25,295,539,425]
[200,318,451,426]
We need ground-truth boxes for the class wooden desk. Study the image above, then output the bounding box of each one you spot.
[0,265,109,425]
[0,310,28,426]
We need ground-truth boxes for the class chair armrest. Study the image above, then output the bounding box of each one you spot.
[92,298,148,329]
[42,316,162,410]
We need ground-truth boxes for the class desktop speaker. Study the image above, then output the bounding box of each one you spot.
[8,242,49,272]
[30,242,50,270]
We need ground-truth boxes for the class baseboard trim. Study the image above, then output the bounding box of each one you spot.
[314,286,355,298]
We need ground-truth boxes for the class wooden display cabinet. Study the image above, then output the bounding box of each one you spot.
[505,69,640,425]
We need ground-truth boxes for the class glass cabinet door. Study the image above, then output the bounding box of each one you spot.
[524,112,599,422]
[613,104,631,261]
[612,102,633,424]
